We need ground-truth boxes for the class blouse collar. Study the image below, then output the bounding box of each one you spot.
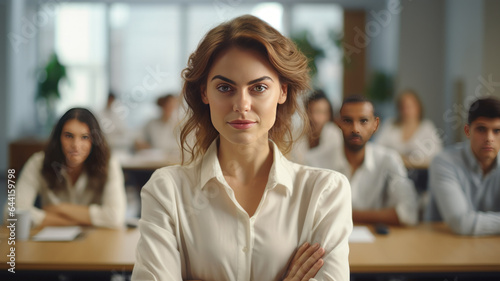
[200,138,294,196]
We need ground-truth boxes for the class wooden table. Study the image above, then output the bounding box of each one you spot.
[349,223,500,273]
[0,227,139,271]
[1,223,499,275]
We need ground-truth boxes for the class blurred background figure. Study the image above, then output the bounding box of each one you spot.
[98,91,131,151]
[332,95,418,226]
[134,94,181,163]
[291,89,343,168]
[376,89,443,168]
[14,108,126,228]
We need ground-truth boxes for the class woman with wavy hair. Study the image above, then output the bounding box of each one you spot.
[16,108,126,228]
[132,15,352,281]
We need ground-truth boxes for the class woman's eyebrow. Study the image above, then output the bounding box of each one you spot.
[211,75,235,84]
[247,76,273,85]
[211,75,274,85]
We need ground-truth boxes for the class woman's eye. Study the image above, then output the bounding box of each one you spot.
[216,84,232,93]
[253,84,267,93]
[82,135,90,140]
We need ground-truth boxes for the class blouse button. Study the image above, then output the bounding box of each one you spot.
[242,246,248,253]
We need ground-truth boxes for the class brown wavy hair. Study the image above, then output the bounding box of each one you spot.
[41,108,110,201]
[180,15,310,163]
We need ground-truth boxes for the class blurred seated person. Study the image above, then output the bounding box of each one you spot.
[135,94,181,162]
[98,91,130,150]
[426,97,500,235]
[15,108,126,228]
[376,90,442,168]
[291,89,343,167]
[332,95,418,226]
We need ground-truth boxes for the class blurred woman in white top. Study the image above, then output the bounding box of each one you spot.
[292,89,343,168]
[131,15,352,281]
[135,94,182,163]
[376,90,442,168]
[16,108,126,228]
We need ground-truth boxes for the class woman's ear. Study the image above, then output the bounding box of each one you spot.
[278,84,288,104]
[201,85,209,104]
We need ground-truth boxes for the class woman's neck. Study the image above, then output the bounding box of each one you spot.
[65,164,84,185]
[217,137,273,185]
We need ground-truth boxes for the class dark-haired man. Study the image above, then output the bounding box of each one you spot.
[426,97,500,235]
[332,95,418,226]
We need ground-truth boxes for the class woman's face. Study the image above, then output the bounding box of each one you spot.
[399,93,420,122]
[308,98,331,132]
[202,46,287,146]
[60,119,92,168]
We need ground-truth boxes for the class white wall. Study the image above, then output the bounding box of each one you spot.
[366,0,400,76]
[442,0,484,143]
[0,1,8,172]
[396,0,446,136]
[7,0,39,141]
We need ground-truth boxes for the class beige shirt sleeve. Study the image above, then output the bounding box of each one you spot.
[14,152,47,227]
[131,170,183,281]
[310,172,353,281]
[88,156,126,228]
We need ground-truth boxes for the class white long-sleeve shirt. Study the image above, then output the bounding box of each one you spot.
[16,152,126,228]
[329,143,418,226]
[132,140,353,281]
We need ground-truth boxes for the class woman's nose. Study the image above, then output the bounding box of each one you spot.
[233,91,251,112]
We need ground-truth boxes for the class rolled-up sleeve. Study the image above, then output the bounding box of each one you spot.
[429,155,500,235]
[310,173,353,281]
[131,170,183,281]
[88,157,126,228]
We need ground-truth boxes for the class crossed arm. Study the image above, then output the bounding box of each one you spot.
[41,203,92,227]
[184,242,325,281]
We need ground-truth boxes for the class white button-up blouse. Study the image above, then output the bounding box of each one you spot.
[132,140,352,281]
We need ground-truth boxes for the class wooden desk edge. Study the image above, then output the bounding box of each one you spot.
[350,264,500,273]
[0,263,135,271]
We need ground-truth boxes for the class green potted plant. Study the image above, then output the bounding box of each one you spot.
[292,30,324,86]
[366,70,394,119]
[36,53,67,134]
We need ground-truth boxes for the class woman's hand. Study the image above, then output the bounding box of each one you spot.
[283,242,325,281]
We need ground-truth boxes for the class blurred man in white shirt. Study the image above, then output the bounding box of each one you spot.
[332,95,418,226]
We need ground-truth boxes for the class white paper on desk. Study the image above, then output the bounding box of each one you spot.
[349,226,375,243]
[32,226,82,241]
